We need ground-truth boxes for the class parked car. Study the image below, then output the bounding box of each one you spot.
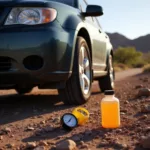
[0,0,114,105]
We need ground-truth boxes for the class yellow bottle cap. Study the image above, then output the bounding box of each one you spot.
[72,107,89,126]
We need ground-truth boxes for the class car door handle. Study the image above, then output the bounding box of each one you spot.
[99,29,102,33]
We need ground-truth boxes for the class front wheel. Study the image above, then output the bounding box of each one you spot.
[58,37,92,105]
[98,55,115,92]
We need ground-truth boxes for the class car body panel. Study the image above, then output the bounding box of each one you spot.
[0,23,76,83]
[83,18,107,70]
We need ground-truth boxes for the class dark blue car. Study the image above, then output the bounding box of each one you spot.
[0,0,114,104]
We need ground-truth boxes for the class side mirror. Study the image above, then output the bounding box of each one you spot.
[83,5,103,17]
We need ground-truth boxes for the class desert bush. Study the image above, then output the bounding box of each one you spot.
[114,63,128,72]
[114,63,128,69]
[143,64,150,73]
[114,67,122,72]
[132,58,147,68]
[143,52,150,64]
[114,47,143,67]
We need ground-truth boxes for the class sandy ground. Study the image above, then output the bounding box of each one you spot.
[0,69,149,150]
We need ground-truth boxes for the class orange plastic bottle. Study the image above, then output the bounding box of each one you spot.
[101,90,120,128]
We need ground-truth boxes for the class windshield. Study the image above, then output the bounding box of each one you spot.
[48,0,76,7]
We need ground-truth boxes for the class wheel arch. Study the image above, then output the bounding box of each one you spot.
[77,28,93,63]
[105,48,114,71]
[110,49,114,57]
[107,48,114,62]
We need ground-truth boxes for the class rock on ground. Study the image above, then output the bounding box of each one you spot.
[138,88,150,97]
[140,135,150,149]
[55,140,77,150]
[34,146,46,150]
[26,142,37,149]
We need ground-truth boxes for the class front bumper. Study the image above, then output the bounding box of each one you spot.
[0,22,76,87]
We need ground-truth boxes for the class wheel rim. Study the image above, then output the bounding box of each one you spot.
[109,55,114,89]
[79,46,91,95]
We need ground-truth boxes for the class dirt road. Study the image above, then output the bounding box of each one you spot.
[0,68,143,96]
[115,68,143,81]
[0,68,149,150]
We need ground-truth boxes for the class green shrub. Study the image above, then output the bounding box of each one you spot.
[114,67,122,72]
[143,64,150,73]
[132,58,146,68]
[114,63,128,69]
[114,63,128,72]
[143,52,150,64]
[114,47,143,67]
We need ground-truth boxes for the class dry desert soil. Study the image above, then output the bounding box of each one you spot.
[0,68,149,150]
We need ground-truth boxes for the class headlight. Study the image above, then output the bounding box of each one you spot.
[5,8,57,25]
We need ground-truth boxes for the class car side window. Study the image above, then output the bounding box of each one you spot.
[79,0,87,12]
[79,0,94,22]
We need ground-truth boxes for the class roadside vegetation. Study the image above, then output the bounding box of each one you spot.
[143,64,150,73]
[113,47,150,71]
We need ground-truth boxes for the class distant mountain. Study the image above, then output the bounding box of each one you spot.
[107,32,150,53]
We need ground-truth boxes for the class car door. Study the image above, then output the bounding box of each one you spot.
[92,18,107,69]
[79,0,107,72]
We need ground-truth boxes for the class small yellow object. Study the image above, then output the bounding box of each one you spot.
[101,90,120,128]
[72,107,89,125]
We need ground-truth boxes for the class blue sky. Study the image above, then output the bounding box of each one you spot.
[88,0,150,39]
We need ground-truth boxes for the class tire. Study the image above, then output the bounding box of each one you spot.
[98,54,115,92]
[15,87,33,94]
[58,36,92,105]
